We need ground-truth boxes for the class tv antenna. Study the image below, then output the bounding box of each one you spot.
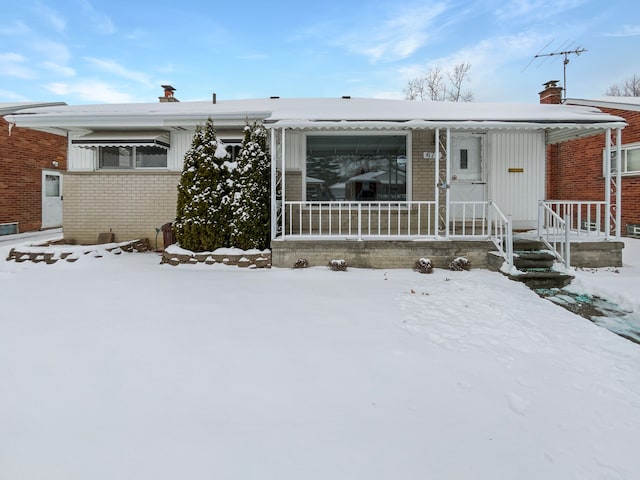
[532,45,587,101]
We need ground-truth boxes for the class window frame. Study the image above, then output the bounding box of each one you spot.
[303,131,411,203]
[603,142,640,176]
[98,145,168,170]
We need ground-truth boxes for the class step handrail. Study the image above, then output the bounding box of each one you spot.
[538,201,571,267]
[488,201,513,270]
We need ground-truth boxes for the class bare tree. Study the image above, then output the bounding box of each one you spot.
[605,74,640,96]
[404,62,473,101]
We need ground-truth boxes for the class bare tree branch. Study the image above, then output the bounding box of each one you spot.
[605,74,640,96]
[405,62,473,102]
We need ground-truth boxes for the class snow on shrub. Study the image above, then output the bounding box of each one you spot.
[449,256,471,271]
[328,259,348,271]
[293,258,309,269]
[413,257,433,274]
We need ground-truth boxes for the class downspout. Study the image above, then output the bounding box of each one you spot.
[604,128,611,239]
[270,127,277,240]
[615,127,622,239]
[434,128,440,238]
[445,127,451,239]
[281,127,286,239]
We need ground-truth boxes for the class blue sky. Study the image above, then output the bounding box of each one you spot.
[0,0,638,105]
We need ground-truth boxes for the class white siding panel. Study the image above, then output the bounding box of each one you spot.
[168,132,195,171]
[488,131,545,229]
[285,130,304,170]
[67,133,95,171]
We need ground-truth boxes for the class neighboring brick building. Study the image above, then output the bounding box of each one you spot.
[541,82,640,236]
[0,103,67,235]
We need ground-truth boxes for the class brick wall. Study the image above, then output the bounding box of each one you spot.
[546,106,640,232]
[0,118,67,232]
[63,172,181,247]
[411,130,436,201]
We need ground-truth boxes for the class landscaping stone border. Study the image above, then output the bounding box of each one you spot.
[160,249,271,268]
[6,239,151,264]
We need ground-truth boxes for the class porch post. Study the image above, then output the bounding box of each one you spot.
[281,127,286,239]
[604,128,611,238]
[270,127,277,240]
[616,127,622,239]
[434,128,440,237]
[445,127,451,239]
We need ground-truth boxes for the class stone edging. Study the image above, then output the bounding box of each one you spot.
[5,239,151,264]
[160,250,271,268]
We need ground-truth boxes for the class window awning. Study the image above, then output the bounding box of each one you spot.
[71,131,170,149]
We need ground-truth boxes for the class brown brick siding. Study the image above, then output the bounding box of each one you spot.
[0,117,67,232]
[546,106,640,232]
[411,130,436,201]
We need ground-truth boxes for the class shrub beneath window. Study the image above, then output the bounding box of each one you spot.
[414,257,433,274]
[449,256,471,271]
[293,258,309,269]
[328,259,348,271]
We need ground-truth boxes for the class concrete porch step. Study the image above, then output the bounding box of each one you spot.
[508,268,574,289]
[488,250,574,289]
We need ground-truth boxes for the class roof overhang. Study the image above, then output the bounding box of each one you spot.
[71,131,170,149]
[265,119,627,144]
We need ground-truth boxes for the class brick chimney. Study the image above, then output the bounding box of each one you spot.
[159,85,179,102]
[539,80,562,104]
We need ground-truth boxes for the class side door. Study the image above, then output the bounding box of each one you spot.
[42,170,63,228]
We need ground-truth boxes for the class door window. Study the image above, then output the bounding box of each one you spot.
[45,174,60,197]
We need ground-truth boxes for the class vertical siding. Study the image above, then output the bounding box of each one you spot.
[488,131,545,228]
[68,133,96,171]
[168,131,195,171]
[285,131,304,170]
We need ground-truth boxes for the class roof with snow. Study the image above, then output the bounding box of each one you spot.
[5,97,627,144]
[0,101,66,116]
[566,96,640,112]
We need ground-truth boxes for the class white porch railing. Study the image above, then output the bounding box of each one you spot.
[541,200,608,238]
[280,200,515,267]
[282,201,437,239]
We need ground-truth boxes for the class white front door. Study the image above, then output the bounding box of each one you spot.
[450,133,486,203]
[42,170,62,228]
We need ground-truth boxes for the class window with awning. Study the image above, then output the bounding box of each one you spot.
[71,131,170,169]
[71,131,170,149]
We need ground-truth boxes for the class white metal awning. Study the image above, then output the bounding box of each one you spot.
[71,131,170,149]
[265,119,627,144]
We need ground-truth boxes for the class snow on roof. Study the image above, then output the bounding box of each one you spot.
[566,96,640,112]
[0,101,66,116]
[5,97,626,129]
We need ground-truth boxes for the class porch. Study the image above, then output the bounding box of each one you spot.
[270,199,624,269]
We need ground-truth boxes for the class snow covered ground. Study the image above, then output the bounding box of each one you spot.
[1,232,639,480]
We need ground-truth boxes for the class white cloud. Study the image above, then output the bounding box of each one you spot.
[605,24,640,37]
[84,57,153,86]
[31,40,71,64]
[0,88,28,101]
[0,52,36,79]
[33,2,66,33]
[337,3,449,63]
[236,53,269,61]
[494,0,587,22]
[42,61,75,77]
[0,21,31,36]
[79,0,116,35]
[46,81,134,103]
